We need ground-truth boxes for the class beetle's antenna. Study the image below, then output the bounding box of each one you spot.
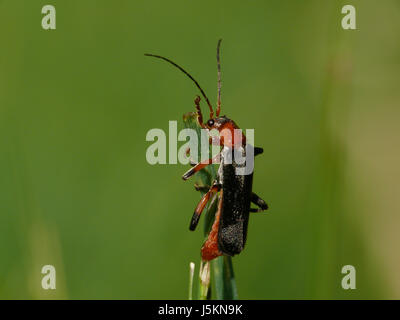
[216,39,222,117]
[145,53,214,118]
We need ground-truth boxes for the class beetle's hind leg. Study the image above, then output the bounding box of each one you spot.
[201,191,223,261]
[189,182,221,231]
[249,192,269,212]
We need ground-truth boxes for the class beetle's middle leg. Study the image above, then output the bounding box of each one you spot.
[189,182,221,231]
[249,192,269,212]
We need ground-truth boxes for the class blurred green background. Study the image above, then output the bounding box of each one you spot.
[1,0,399,299]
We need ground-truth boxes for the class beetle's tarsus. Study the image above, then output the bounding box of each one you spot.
[182,168,195,180]
[194,183,210,192]
[189,214,200,231]
[254,147,264,156]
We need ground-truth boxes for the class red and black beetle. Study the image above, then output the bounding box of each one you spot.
[145,40,269,261]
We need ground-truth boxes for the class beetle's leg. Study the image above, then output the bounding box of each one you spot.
[182,153,221,180]
[190,183,221,231]
[194,183,210,193]
[201,190,224,261]
[254,147,263,156]
[194,95,207,129]
[185,147,201,167]
[189,158,197,167]
[249,192,269,212]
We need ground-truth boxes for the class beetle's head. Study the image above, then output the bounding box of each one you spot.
[205,116,244,148]
[205,115,230,130]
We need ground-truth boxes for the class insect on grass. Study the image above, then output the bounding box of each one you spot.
[145,40,269,261]
[145,41,269,299]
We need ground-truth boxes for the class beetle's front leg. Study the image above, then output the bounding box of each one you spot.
[189,182,221,231]
[182,153,221,180]
[189,158,197,167]
[194,95,207,129]
[249,192,269,212]
[186,135,221,164]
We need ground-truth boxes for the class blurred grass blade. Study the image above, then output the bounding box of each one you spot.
[199,261,211,300]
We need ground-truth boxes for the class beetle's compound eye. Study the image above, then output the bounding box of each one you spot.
[207,119,215,127]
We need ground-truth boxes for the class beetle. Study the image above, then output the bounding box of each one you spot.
[145,39,269,261]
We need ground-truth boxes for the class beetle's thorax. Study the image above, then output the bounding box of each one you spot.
[207,116,246,148]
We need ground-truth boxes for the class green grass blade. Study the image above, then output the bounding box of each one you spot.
[213,256,238,300]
